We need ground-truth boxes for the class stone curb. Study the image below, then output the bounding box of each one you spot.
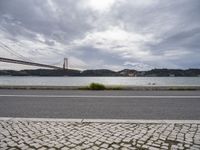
[1,117,200,124]
[0,85,200,90]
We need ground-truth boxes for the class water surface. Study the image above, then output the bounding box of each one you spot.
[0,76,200,86]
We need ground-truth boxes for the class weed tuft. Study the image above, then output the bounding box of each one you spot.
[89,83,106,90]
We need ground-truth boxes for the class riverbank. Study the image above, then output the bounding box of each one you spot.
[1,68,200,76]
[0,85,200,90]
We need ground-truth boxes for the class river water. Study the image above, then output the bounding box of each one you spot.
[0,76,200,86]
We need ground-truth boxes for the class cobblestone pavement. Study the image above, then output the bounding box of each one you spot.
[0,120,200,150]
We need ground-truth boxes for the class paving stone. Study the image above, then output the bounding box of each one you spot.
[61,147,70,150]
[38,147,47,150]
[0,120,200,149]
[100,143,109,148]
[111,144,120,149]
[149,146,160,150]
[91,145,100,150]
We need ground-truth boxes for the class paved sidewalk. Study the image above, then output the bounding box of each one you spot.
[0,119,200,150]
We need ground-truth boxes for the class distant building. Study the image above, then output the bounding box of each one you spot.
[128,73,136,77]
[118,69,137,77]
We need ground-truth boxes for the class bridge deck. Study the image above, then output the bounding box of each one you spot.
[0,57,62,69]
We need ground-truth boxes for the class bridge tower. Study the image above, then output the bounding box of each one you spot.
[63,58,68,70]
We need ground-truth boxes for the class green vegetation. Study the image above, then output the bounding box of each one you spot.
[169,87,198,91]
[79,83,123,90]
[107,86,123,90]
[89,83,106,90]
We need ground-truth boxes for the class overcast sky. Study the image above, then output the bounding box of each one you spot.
[0,0,200,70]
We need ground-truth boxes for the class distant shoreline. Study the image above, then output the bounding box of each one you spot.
[0,68,200,77]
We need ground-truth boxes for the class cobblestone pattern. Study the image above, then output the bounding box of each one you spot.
[0,120,200,150]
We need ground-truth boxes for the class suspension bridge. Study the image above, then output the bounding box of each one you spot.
[0,57,69,70]
[0,42,68,70]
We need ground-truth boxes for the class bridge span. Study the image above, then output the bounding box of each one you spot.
[0,57,62,69]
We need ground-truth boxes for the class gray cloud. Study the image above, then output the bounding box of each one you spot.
[0,0,94,42]
[70,46,126,69]
[0,0,200,70]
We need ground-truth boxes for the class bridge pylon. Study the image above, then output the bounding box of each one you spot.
[63,58,68,70]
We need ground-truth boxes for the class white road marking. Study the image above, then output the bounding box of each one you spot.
[0,117,200,123]
[0,95,200,98]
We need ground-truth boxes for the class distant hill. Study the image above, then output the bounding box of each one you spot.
[0,69,81,76]
[81,69,118,76]
[118,69,137,76]
[0,68,200,77]
[137,69,200,77]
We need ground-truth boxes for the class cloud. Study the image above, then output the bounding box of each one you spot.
[72,26,154,61]
[0,0,200,70]
[83,0,116,12]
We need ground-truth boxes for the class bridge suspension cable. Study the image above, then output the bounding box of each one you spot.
[0,57,62,69]
[0,41,33,62]
[0,42,65,69]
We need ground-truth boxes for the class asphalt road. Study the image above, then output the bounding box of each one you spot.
[0,89,200,120]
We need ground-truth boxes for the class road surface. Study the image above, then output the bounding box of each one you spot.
[0,89,200,119]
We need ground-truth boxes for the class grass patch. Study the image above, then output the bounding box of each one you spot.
[169,87,198,91]
[89,83,106,90]
[107,86,123,90]
[79,83,123,90]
